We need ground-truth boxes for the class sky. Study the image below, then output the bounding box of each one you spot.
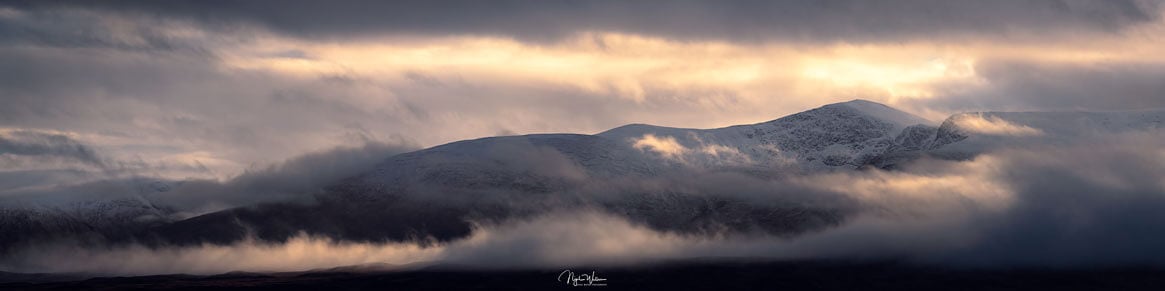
[2,0,1165,183]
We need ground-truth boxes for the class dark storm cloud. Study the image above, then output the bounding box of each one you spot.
[0,5,210,53]
[0,130,106,168]
[7,0,1161,43]
[920,60,1165,112]
[0,46,216,127]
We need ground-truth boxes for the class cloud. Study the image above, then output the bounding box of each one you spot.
[0,5,211,52]
[632,134,687,160]
[0,139,418,256]
[920,60,1165,113]
[0,211,688,275]
[0,41,436,178]
[150,140,418,214]
[949,114,1045,136]
[0,235,442,275]
[0,129,144,192]
[629,133,760,167]
[0,210,859,275]
[12,0,1161,44]
[942,133,1165,265]
[482,137,590,182]
[0,129,106,168]
[2,2,1162,181]
[1,139,416,214]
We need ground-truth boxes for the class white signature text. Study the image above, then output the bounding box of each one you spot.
[557,269,608,287]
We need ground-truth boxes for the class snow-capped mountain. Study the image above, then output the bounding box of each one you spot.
[320,99,938,211]
[132,100,935,245]
[598,99,934,170]
[4,100,1165,251]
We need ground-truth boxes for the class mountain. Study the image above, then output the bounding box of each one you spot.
[599,99,933,170]
[127,100,932,246]
[4,100,1164,253]
[141,132,851,247]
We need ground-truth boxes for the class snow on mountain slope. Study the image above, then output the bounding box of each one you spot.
[331,99,937,201]
[599,99,934,170]
[328,134,659,200]
[829,99,933,127]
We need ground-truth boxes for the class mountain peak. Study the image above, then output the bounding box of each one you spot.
[815,99,932,127]
[600,99,933,137]
[831,99,884,107]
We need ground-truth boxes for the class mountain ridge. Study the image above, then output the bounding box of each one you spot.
[599,99,932,135]
[4,100,1165,254]
[598,99,935,170]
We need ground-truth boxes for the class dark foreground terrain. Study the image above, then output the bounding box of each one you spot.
[4,260,1165,290]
